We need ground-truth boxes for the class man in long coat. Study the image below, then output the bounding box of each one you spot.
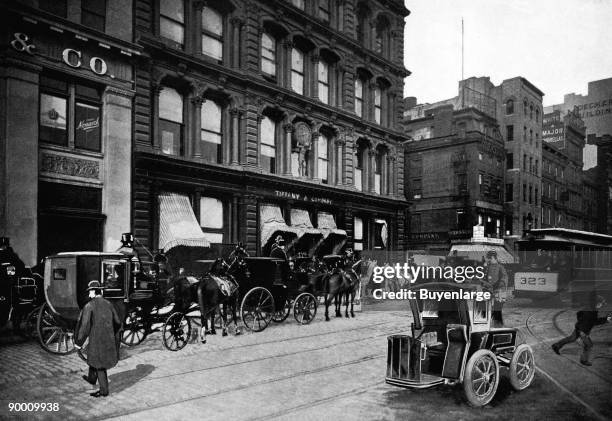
[484,250,508,326]
[75,281,121,397]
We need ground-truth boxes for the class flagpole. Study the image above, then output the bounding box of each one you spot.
[461,17,464,80]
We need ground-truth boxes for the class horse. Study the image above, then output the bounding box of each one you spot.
[321,256,360,321]
[171,244,248,344]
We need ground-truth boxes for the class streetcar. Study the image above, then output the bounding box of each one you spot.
[513,228,612,304]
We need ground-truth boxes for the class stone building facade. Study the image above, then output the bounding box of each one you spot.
[0,0,138,264]
[131,0,410,258]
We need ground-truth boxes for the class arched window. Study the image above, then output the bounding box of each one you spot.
[158,87,183,156]
[374,16,390,56]
[354,78,364,117]
[202,6,223,61]
[160,0,184,46]
[318,134,329,183]
[530,104,534,119]
[260,116,276,173]
[356,4,369,45]
[261,33,276,76]
[201,100,222,163]
[523,100,528,115]
[318,60,330,104]
[535,108,540,122]
[506,99,514,115]
[290,48,305,94]
[374,86,382,124]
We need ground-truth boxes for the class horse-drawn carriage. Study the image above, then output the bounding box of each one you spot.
[386,282,535,407]
[36,251,165,354]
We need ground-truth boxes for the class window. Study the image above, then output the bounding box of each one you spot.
[523,154,527,171]
[529,157,533,173]
[505,183,513,202]
[523,126,527,142]
[535,159,538,174]
[535,188,538,206]
[200,197,224,243]
[374,87,382,124]
[506,153,513,169]
[260,116,276,173]
[535,108,540,122]
[291,48,305,94]
[318,61,330,104]
[354,147,364,191]
[356,5,368,44]
[40,76,102,152]
[506,125,514,141]
[374,219,388,249]
[354,78,364,117]
[261,33,276,76]
[39,0,67,17]
[535,133,539,147]
[354,217,364,250]
[318,0,330,22]
[530,105,534,119]
[160,0,185,46]
[479,174,483,185]
[159,87,183,156]
[523,100,528,115]
[201,100,222,163]
[478,152,483,161]
[529,185,532,204]
[530,129,533,143]
[412,178,422,199]
[202,7,223,60]
[506,99,514,115]
[82,0,106,32]
[374,152,382,194]
[289,0,304,9]
[523,184,527,202]
[318,134,329,183]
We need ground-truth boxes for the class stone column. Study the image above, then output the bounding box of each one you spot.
[230,18,242,69]
[311,54,319,99]
[336,140,344,185]
[0,60,40,265]
[230,107,240,164]
[191,96,203,158]
[152,84,163,150]
[283,123,293,176]
[311,132,319,180]
[368,149,376,193]
[282,40,293,89]
[389,157,397,196]
[103,87,134,251]
[381,153,388,195]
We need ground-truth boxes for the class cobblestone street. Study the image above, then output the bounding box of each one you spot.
[0,301,610,420]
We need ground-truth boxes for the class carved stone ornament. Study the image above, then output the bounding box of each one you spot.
[293,122,312,149]
[41,153,100,180]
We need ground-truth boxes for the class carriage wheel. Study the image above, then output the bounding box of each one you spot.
[509,344,535,390]
[272,299,291,323]
[162,312,191,351]
[121,306,147,346]
[241,287,274,332]
[36,303,75,355]
[462,349,499,407]
[293,293,317,325]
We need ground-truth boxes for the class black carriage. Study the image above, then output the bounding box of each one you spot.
[385,282,535,407]
[36,252,164,354]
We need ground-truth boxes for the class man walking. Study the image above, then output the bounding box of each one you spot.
[552,294,610,366]
[75,281,122,397]
[484,250,508,327]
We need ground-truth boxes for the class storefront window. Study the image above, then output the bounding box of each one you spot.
[202,6,223,60]
[201,100,222,163]
[260,116,276,173]
[200,196,224,243]
[75,102,101,151]
[354,217,364,251]
[40,93,68,146]
[318,135,329,183]
[160,0,185,46]
[159,87,183,156]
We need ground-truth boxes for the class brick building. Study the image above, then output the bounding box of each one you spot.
[403,76,544,239]
[0,1,138,265]
[584,134,612,234]
[131,0,410,258]
[403,105,505,252]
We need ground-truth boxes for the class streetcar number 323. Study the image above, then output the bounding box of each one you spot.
[519,277,546,285]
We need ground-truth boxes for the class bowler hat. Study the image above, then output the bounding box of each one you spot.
[86,280,104,291]
[486,250,497,258]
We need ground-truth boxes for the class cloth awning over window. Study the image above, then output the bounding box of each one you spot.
[158,192,211,252]
[449,244,515,264]
[260,204,302,252]
[316,211,347,254]
[291,208,323,254]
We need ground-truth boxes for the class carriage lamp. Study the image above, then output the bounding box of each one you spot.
[6,265,15,276]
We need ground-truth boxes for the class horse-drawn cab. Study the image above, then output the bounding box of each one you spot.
[386,282,535,407]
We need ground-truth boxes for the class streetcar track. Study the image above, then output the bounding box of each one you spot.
[100,352,387,421]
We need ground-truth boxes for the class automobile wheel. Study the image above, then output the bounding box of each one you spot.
[241,287,274,332]
[293,293,317,325]
[509,344,535,390]
[462,349,499,407]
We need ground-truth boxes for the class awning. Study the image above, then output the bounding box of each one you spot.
[291,208,323,254]
[260,204,302,252]
[158,193,211,252]
[449,244,515,264]
[316,212,347,254]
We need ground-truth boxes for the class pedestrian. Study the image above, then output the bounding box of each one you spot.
[74,280,122,397]
[552,294,611,366]
[484,250,508,327]
[270,235,288,260]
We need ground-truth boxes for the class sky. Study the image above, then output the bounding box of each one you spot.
[403,0,612,106]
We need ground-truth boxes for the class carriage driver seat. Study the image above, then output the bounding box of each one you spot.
[442,324,468,379]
